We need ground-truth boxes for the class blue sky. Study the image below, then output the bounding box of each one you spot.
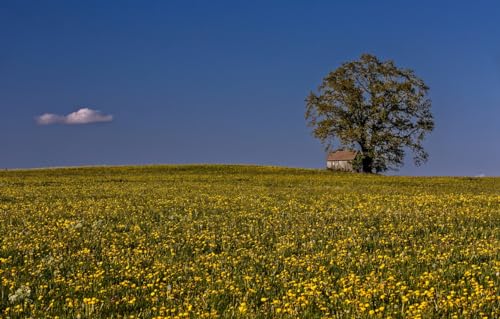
[1,1,499,175]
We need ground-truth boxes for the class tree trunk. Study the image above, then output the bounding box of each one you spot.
[359,142,373,173]
[362,156,373,173]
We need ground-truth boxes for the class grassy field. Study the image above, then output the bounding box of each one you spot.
[0,165,499,318]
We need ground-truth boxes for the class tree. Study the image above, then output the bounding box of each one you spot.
[306,54,434,173]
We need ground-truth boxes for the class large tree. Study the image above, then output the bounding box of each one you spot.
[306,54,434,173]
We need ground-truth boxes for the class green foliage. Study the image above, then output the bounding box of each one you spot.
[306,54,434,173]
[351,154,363,172]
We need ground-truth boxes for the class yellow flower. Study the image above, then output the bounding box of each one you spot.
[238,302,247,313]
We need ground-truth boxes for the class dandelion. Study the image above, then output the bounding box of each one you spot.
[0,165,498,318]
[238,302,247,313]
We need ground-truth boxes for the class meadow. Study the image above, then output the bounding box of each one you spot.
[0,165,498,318]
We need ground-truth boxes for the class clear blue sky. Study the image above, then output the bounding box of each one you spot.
[1,1,499,176]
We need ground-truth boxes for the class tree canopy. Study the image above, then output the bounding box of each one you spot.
[306,54,434,173]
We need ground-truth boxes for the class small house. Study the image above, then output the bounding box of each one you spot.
[326,150,358,172]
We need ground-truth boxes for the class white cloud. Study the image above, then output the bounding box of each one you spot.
[64,108,113,124]
[36,108,113,125]
[36,113,66,125]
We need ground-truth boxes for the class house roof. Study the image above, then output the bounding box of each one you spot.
[327,150,358,161]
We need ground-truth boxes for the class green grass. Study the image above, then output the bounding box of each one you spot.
[0,165,499,318]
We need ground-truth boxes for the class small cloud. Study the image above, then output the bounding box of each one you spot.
[36,108,113,125]
[36,113,65,125]
[475,173,486,178]
[64,108,113,124]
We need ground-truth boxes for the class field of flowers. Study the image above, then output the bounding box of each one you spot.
[0,165,499,318]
